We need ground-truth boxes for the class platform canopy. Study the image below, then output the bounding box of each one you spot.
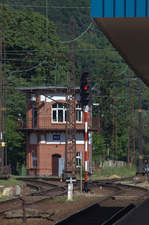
[91,0,149,86]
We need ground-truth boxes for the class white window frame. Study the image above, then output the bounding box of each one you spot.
[51,103,83,123]
[76,132,84,144]
[76,152,82,168]
[76,104,83,123]
[40,134,46,144]
[51,103,67,123]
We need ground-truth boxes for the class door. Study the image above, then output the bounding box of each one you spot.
[52,154,61,176]
[58,158,64,177]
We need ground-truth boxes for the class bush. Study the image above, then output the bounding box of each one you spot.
[93,166,137,178]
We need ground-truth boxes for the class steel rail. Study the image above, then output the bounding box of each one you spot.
[0,179,67,215]
[53,180,149,225]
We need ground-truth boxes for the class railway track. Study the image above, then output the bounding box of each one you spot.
[0,178,67,215]
[54,179,149,225]
[0,176,148,225]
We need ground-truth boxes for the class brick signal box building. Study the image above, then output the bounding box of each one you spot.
[18,86,92,176]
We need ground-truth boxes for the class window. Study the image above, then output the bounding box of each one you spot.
[53,111,56,122]
[76,104,82,123]
[76,152,82,168]
[76,132,84,144]
[52,103,67,123]
[30,133,37,144]
[32,107,38,128]
[52,103,82,123]
[40,134,46,144]
[40,95,46,102]
[32,152,37,168]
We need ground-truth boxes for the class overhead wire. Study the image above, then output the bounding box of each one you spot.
[5,2,90,9]
[5,5,90,9]
[4,1,127,86]
[4,2,118,53]
[4,1,93,44]
[48,22,93,44]
[7,61,46,74]
[5,48,116,53]
[3,1,141,157]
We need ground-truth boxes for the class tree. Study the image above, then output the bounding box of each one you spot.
[6,116,25,174]
[93,133,106,166]
[0,4,69,172]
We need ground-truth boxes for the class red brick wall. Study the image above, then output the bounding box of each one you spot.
[25,90,92,176]
[26,92,91,130]
[27,143,88,176]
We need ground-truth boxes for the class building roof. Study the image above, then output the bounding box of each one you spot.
[91,0,149,86]
[91,0,149,18]
[17,86,80,92]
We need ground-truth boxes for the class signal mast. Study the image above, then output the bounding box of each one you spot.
[80,70,91,192]
[0,34,7,172]
[64,18,77,178]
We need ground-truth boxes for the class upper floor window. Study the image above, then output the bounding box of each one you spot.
[76,104,82,123]
[52,103,82,123]
[52,103,67,123]
[32,107,37,128]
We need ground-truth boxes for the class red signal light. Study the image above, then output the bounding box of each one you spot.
[84,85,88,90]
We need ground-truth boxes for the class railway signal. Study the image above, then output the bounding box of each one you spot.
[80,70,91,108]
[80,70,91,192]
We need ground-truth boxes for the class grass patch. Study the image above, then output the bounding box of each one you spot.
[0,176,24,187]
[44,197,67,204]
[50,195,98,203]
[92,166,137,180]
[0,196,12,202]
[53,197,67,202]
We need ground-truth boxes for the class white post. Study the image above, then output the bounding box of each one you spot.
[67,177,74,201]
[67,182,73,201]
[84,105,89,192]
[80,152,83,192]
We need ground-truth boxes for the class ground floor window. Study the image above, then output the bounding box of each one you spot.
[32,152,37,168]
[76,104,82,122]
[39,132,84,144]
[30,133,37,144]
[76,152,82,168]
[40,134,46,143]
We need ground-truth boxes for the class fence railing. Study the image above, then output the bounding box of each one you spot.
[18,118,52,129]
[17,118,84,130]
[17,117,100,131]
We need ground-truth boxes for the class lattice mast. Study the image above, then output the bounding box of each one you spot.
[65,18,76,176]
[0,37,3,168]
[0,35,6,168]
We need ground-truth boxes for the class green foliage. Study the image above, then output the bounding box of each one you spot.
[93,166,137,179]
[0,4,68,84]
[0,175,24,186]
[0,4,69,173]
[6,116,25,173]
[92,133,106,165]
[1,1,149,172]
